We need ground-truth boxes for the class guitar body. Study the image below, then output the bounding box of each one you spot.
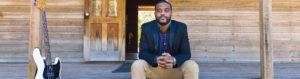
[33,48,61,79]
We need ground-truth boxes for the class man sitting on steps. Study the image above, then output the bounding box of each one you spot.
[131,1,199,79]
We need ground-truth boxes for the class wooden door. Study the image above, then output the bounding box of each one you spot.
[84,0,125,61]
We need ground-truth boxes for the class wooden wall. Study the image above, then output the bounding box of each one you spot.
[0,0,30,62]
[0,0,300,62]
[0,0,84,62]
[46,0,84,62]
[170,0,300,62]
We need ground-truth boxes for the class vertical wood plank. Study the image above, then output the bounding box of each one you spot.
[83,0,90,60]
[102,0,108,17]
[260,0,274,79]
[102,23,108,51]
[101,0,108,51]
[118,0,125,61]
[28,0,42,78]
[97,24,103,51]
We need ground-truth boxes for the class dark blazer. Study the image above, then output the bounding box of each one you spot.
[139,20,191,68]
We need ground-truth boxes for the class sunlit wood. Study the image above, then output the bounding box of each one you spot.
[259,0,274,79]
[28,0,42,78]
[84,0,125,61]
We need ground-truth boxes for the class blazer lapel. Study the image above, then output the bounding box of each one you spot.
[169,21,176,50]
[152,23,159,51]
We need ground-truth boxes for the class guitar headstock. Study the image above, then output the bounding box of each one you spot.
[37,0,46,10]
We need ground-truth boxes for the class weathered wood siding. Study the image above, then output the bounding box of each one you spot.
[0,0,30,62]
[171,0,300,62]
[0,0,84,62]
[1,0,300,62]
[46,0,84,62]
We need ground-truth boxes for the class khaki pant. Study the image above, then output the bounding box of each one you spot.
[131,59,199,79]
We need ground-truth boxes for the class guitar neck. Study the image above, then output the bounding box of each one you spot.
[41,10,52,65]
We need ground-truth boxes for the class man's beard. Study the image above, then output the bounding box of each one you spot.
[156,16,171,26]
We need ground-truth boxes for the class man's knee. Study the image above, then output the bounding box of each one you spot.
[181,60,199,71]
[131,59,149,70]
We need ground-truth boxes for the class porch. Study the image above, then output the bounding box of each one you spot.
[2,62,300,79]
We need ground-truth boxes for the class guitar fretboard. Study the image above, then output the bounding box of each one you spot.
[41,10,52,66]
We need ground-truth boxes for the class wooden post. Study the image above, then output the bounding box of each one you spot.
[259,0,274,79]
[28,0,42,78]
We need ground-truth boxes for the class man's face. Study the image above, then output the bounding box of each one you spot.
[155,2,172,26]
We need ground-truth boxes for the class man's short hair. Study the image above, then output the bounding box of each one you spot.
[155,0,173,11]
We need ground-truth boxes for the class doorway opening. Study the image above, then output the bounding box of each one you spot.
[125,0,159,60]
